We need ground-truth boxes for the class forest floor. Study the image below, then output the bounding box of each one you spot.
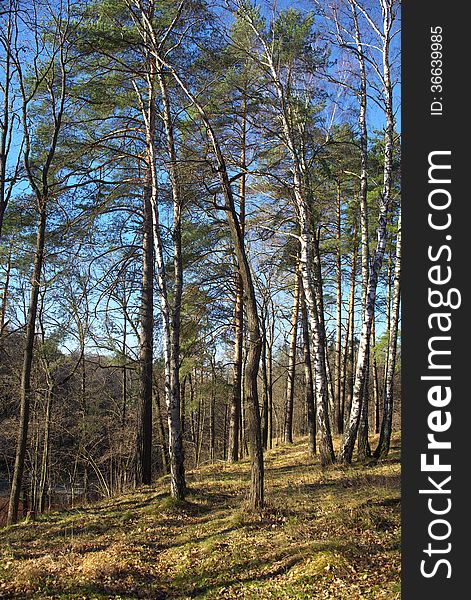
[0,434,401,599]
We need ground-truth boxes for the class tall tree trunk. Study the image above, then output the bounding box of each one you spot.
[223,402,228,460]
[301,284,316,457]
[180,375,187,436]
[298,206,335,466]
[357,347,371,460]
[260,312,270,450]
[0,245,12,335]
[385,251,392,332]
[38,382,54,514]
[196,387,205,467]
[163,74,185,497]
[136,169,154,486]
[132,11,186,497]
[30,405,40,516]
[208,357,217,462]
[240,346,249,459]
[383,251,393,396]
[340,204,390,464]
[7,204,47,525]
[312,229,336,442]
[0,2,14,238]
[7,0,67,521]
[375,212,401,458]
[351,0,370,462]
[271,73,334,464]
[283,269,300,443]
[154,385,169,473]
[267,310,274,450]
[339,0,395,463]
[159,57,264,509]
[342,226,357,429]
[121,322,127,426]
[222,18,334,464]
[372,315,381,434]
[209,371,215,462]
[5,0,69,520]
[335,181,343,434]
[228,267,243,462]
[189,372,197,454]
[228,100,247,462]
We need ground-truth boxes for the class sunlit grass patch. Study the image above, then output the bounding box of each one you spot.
[0,433,401,599]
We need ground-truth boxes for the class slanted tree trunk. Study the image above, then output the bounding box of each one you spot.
[234,8,334,465]
[157,58,265,509]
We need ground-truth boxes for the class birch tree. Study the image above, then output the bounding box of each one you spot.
[128,0,188,498]
[339,0,399,463]
[130,5,266,506]
[233,2,335,465]
[374,209,400,458]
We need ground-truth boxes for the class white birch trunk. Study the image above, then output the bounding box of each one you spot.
[375,211,400,458]
[339,0,396,463]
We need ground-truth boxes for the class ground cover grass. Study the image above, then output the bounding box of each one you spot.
[0,433,401,599]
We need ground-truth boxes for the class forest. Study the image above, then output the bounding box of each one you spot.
[0,0,400,595]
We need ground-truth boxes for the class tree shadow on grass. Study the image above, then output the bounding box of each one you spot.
[39,574,168,600]
[169,539,359,598]
[263,463,307,476]
[298,471,400,494]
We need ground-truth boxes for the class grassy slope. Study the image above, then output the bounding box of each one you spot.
[0,434,401,599]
